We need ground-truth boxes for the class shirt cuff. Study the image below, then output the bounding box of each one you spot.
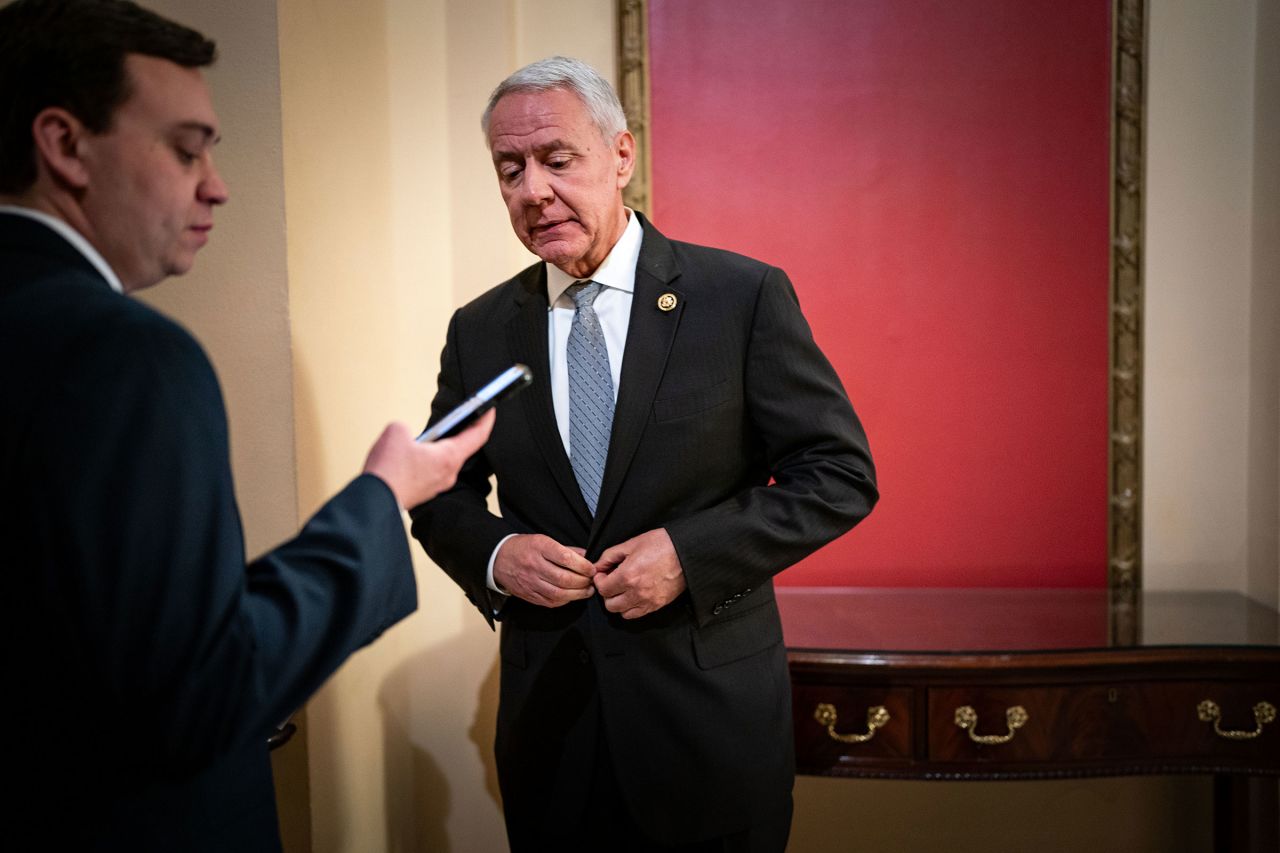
[487,533,518,595]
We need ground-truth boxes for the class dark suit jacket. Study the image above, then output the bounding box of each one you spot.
[0,212,418,851]
[411,214,877,843]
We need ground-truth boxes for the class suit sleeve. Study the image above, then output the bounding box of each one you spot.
[36,313,417,771]
[408,310,516,627]
[664,266,878,625]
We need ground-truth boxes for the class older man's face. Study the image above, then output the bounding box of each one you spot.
[78,54,228,291]
[487,87,634,279]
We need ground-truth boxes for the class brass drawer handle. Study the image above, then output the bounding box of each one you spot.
[1196,700,1277,740]
[814,702,890,743]
[954,705,1028,745]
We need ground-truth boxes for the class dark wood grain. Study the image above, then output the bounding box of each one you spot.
[781,588,1280,850]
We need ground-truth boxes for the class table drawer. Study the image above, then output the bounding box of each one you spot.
[928,681,1280,768]
[792,685,914,772]
[928,685,1112,764]
[1109,681,1280,763]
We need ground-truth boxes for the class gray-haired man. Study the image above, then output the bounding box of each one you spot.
[412,56,877,852]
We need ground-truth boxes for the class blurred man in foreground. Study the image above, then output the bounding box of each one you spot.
[0,1,491,849]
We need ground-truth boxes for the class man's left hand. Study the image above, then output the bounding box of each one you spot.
[592,528,687,619]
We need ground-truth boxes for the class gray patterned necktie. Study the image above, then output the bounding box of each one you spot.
[567,280,614,515]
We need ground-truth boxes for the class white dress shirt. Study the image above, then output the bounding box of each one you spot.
[0,204,125,294]
[487,210,644,594]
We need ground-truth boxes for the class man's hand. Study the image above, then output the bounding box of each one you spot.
[493,534,597,607]
[362,410,494,509]
[592,528,686,619]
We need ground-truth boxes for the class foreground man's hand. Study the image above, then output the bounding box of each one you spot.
[593,528,686,619]
[493,535,596,607]
[363,409,495,509]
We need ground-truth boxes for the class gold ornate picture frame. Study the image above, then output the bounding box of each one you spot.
[617,1,1146,614]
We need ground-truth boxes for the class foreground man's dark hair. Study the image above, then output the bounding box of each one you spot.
[0,0,216,193]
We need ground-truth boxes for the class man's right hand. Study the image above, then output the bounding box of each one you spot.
[362,410,494,509]
[493,534,596,607]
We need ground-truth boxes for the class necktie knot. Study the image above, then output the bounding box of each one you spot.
[568,280,603,309]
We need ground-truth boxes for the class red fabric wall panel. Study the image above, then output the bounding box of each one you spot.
[648,0,1111,587]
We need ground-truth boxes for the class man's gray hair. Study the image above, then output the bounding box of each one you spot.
[481,56,628,142]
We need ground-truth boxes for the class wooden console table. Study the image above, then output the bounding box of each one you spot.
[779,588,1279,852]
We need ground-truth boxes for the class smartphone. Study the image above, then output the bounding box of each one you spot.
[416,364,533,442]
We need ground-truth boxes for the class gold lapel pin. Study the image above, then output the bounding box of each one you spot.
[657,293,678,312]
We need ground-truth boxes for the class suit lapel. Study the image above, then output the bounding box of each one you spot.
[593,218,684,535]
[507,266,594,527]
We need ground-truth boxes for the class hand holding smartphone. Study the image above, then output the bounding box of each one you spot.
[417,364,532,442]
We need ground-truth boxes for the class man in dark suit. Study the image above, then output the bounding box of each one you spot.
[0,2,492,850]
[411,56,877,851]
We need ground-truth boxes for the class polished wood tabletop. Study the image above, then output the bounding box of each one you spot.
[777,587,1280,653]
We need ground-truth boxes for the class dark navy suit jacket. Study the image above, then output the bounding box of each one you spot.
[1,212,418,851]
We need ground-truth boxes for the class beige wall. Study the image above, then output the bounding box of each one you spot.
[1146,0,1280,610]
[276,2,616,851]
[140,0,296,561]
[134,0,1276,850]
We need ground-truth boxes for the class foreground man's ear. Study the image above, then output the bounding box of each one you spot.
[30,106,95,192]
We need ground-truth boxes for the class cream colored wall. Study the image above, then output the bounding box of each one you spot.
[133,0,1276,850]
[277,1,615,850]
[1145,0,1253,592]
[1145,0,1280,610]
[140,0,297,561]
[277,2,462,850]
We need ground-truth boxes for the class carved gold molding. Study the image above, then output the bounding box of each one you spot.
[1109,0,1147,624]
[618,1,1147,609]
[618,0,651,214]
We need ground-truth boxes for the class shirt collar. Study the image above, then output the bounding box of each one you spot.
[545,208,643,308]
[0,204,125,294]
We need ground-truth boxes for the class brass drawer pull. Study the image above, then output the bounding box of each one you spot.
[1196,700,1276,740]
[954,705,1028,745]
[814,702,890,743]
